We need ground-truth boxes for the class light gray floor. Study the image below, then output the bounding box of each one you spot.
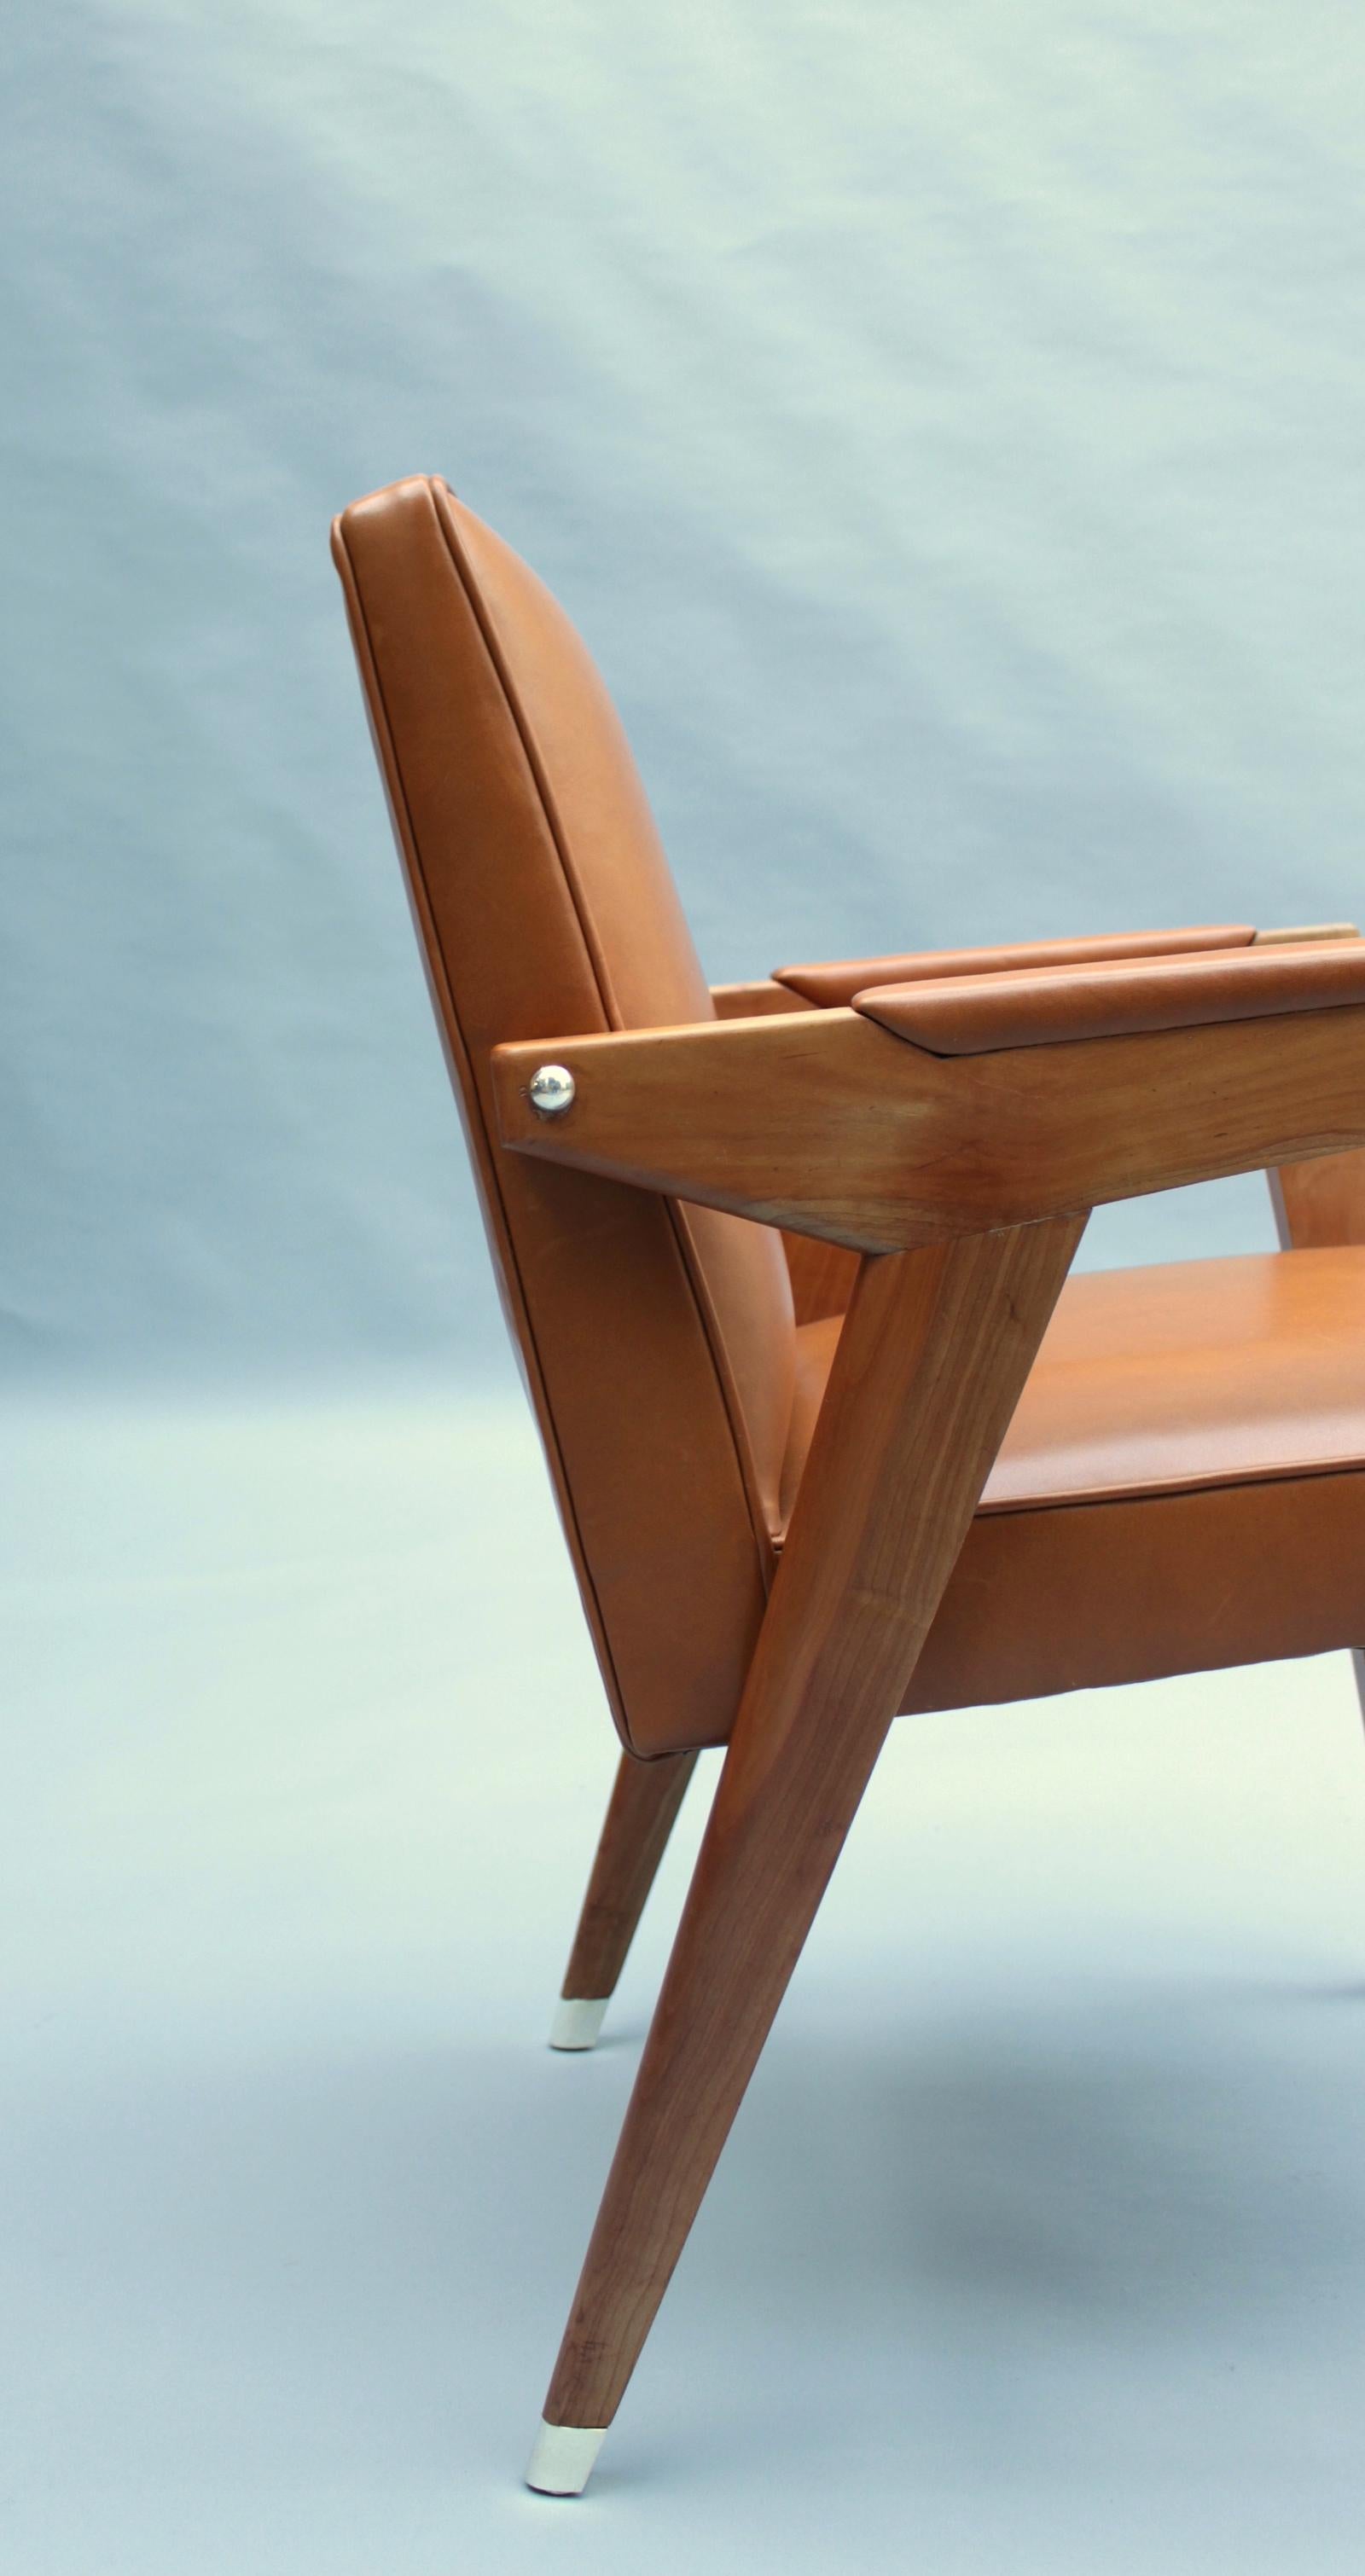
[5,1389,1365,2573]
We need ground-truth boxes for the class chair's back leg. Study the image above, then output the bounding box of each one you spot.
[1268,1167,1365,1748]
[550,1749,700,2050]
[527,1213,1086,2492]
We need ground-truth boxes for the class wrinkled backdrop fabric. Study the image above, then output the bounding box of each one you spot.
[5,0,1364,1395]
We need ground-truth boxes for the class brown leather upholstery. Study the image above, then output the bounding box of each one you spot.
[775,925,1255,1008]
[787,1250,1365,1719]
[335,473,1365,1763]
[908,1466,1365,1713]
[852,939,1365,1054]
[333,477,793,1756]
[989,1249,1365,1504]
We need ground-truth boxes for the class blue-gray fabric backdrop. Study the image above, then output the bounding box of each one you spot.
[6,0,1364,1390]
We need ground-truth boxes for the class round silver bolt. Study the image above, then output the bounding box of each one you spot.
[527,1063,576,1119]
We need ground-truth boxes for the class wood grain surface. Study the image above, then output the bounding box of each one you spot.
[493,1002,1365,1252]
[561,1750,700,2004]
[543,1212,1086,2430]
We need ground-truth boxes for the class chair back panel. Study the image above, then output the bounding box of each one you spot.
[333,475,795,1755]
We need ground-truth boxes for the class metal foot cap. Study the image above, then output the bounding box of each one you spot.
[549,1995,608,2051]
[526,2416,607,2495]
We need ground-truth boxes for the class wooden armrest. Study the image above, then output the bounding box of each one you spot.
[852,937,1365,1057]
[1253,922,1361,948]
[710,978,813,1020]
[773,924,1255,1009]
[720,925,1356,1023]
[491,998,1365,1253]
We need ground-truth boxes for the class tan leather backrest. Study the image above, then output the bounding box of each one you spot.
[333,476,795,1755]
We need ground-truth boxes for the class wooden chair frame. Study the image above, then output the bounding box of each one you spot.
[503,978,1365,2493]
[329,473,1365,2498]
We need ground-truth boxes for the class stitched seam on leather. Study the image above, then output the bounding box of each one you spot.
[332,504,637,1738]
[996,1454,1365,1517]
[771,1453,1365,1555]
[976,1450,1365,1516]
[428,479,779,1587]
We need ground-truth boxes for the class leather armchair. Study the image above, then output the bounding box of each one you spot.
[333,473,1365,2498]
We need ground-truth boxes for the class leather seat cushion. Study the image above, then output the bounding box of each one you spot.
[786,1248,1365,1714]
[791,1249,1365,1516]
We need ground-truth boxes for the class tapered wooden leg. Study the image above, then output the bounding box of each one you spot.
[550,1749,700,2050]
[527,1215,1086,2489]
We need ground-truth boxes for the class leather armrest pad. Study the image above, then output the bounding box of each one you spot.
[853,939,1365,1055]
[774,925,1255,1008]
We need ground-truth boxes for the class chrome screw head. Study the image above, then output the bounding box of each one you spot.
[527,1064,576,1118]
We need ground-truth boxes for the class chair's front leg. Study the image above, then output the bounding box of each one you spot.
[526,1211,1086,2495]
[550,1749,700,2050]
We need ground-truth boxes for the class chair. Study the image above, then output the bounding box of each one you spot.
[331,473,1365,2498]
